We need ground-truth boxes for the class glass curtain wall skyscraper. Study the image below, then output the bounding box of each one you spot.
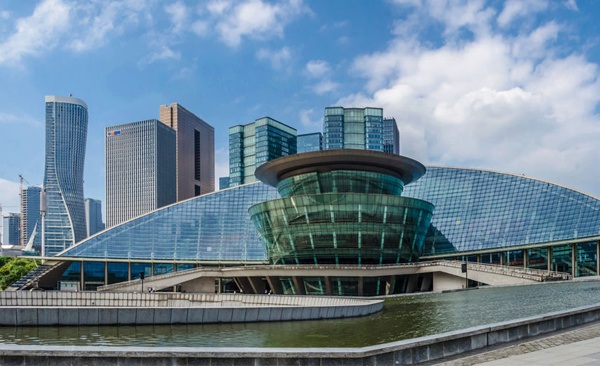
[324,107,384,151]
[21,186,41,246]
[383,117,400,154]
[43,95,88,256]
[159,103,215,198]
[105,120,176,228]
[229,117,296,186]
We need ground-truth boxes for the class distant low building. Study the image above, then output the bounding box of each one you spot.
[297,132,323,153]
[3,213,21,246]
[85,198,104,237]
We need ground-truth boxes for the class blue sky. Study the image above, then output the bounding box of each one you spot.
[1,0,600,218]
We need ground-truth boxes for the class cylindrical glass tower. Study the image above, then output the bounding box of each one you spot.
[249,149,434,265]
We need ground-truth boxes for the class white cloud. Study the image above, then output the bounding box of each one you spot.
[0,10,10,20]
[69,0,152,52]
[313,80,339,95]
[342,3,600,196]
[0,113,42,127]
[211,0,310,47]
[256,46,292,70]
[497,0,548,28]
[299,108,322,128]
[305,60,330,78]
[165,1,188,34]
[140,44,181,65]
[564,0,579,11]
[0,0,71,66]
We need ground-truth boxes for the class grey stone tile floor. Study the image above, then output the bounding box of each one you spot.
[430,322,600,365]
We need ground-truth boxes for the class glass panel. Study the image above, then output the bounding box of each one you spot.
[527,248,548,270]
[83,261,105,291]
[575,242,597,277]
[60,262,81,285]
[303,277,326,295]
[107,262,128,285]
[176,263,195,272]
[279,277,296,295]
[503,250,523,266]
[479,253,500,264]
[131,263,152,280]
[331,277,358,296]
[551,245,572,274]
[154,263,175,275]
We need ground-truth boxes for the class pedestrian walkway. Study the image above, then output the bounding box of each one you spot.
[431,321,600,365]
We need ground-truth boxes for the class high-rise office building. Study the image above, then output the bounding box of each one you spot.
[105,119,176,228]
[20,186,41,246]
[323,107,384,151]
[159,103,215,199]
[85,198,104,237]
[219,177,230,190]
[43,95,88,256]
[297,132,323,153]
[2,213,21,246]
[229,117,296,186]
[383,117,400,155]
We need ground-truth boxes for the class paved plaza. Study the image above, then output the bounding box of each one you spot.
[430,322,600,365]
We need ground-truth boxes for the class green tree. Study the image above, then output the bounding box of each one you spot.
[0,258,38,290]
[0,256,10,270]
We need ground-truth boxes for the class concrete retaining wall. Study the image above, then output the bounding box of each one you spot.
[1,302,600,365]
[0,292,383,326]
[0,291,376,308]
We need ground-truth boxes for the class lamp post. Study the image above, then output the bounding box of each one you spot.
[140,271,145,293]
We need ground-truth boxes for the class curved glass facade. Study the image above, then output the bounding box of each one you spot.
[59,183,278,261]
[249,194,433,265]
[277,171,404,198]
[58,167,600,262]
[404,167,600,255]
[43,96,88,256]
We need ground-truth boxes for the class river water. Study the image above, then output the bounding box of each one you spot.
[1,281,600,348]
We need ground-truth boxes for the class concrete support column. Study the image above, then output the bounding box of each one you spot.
[324,276,332,296]
[80,261,84,291]
[405,275,418,293]
[572,243,577,277]
[420,274,432,292]
[266,276,283,295]
[127,262,131,281]
[386,276,395,295]
[235,277,253,294]
[217,278,222,294]
[292,276,306,295]
[596,241,600,276]
[548,247,552,272]
[249,277,267,294]
[358,277,364,296]
[523,250,528,269]
[104,261,108,286]
[151,263,155,277]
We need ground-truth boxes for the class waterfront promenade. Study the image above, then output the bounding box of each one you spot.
[431,321,600,365]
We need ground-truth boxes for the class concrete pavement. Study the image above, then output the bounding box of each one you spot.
[432,321,600,365]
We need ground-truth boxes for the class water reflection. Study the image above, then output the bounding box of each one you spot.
[1,281,600,348]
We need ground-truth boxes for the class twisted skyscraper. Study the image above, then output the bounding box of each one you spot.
[43,95,88,256]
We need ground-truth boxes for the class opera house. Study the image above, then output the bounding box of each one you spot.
[14,149,600,295]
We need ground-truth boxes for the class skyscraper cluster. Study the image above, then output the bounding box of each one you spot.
[222,106,400,189]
